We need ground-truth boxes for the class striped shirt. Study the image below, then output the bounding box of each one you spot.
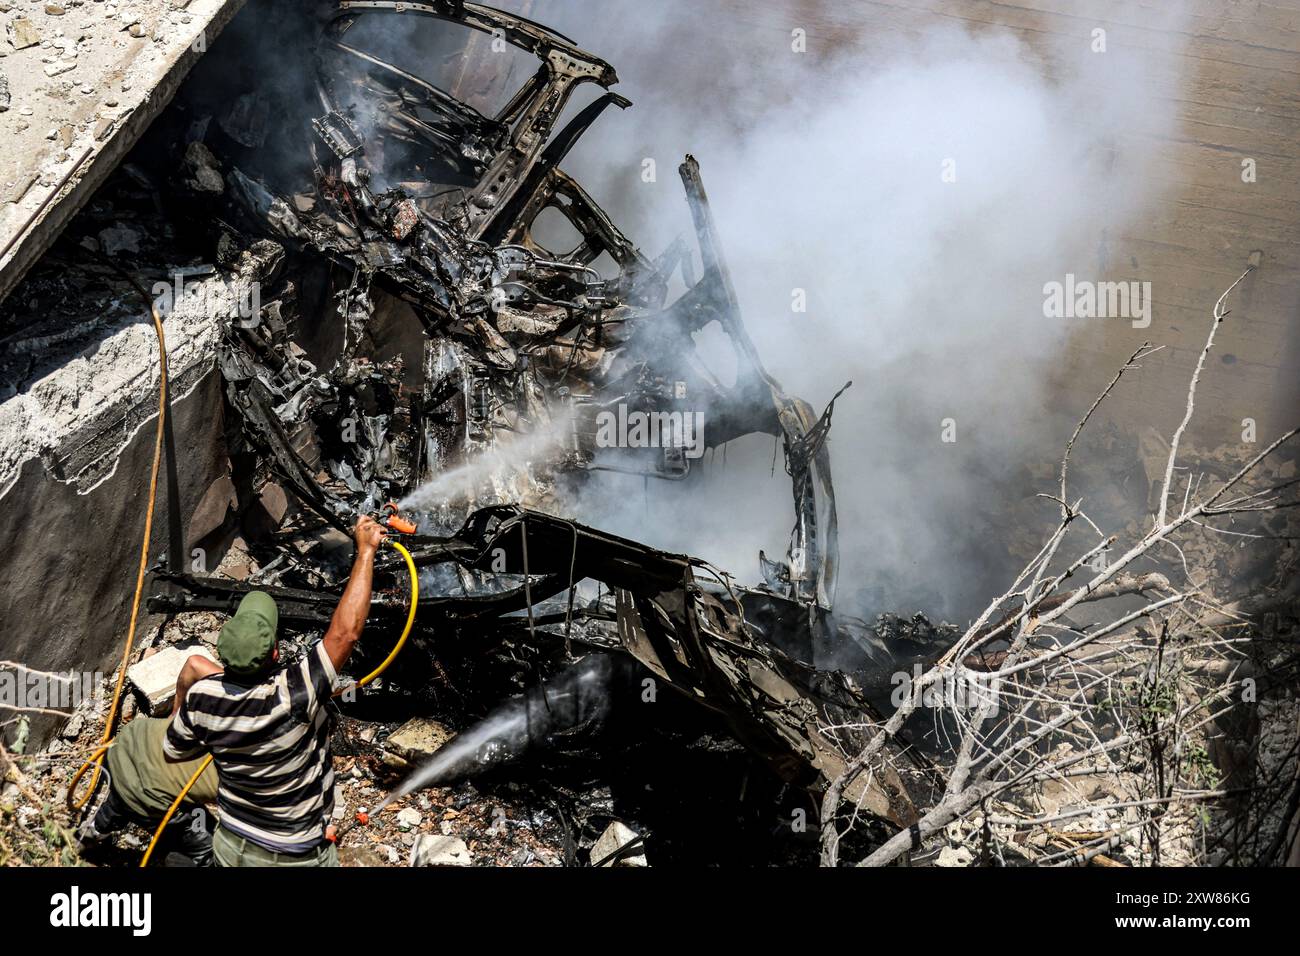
[164,642,338,853]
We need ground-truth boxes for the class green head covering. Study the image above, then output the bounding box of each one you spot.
[217,591,279,677]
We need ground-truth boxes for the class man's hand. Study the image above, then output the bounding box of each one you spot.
[354,515,386,558]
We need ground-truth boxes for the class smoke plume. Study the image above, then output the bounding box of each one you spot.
[502,0,1193,620]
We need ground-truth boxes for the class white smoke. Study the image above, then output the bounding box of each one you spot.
[495,1,1193,618]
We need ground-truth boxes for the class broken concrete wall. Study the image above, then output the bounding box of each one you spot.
[0,1,262,751]
[0,366,229,746]
[0,260,257,746]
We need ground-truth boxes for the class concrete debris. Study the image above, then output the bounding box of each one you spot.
[591,822,647,867]
[43,58,77,78]
[96,224,140,256]
[409,834,471,868]
[381,717,454,771]
[0,69,8,112]
[6,17,40,50]
[0,0,249,311]
[339,843,387,867]
[60,711,84,740]
[395,807,422,830]
[126,643,219,716]
[182,140,223,193]
[936,845,973,867]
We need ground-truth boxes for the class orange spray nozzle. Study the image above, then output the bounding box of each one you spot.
[382,503,417,535]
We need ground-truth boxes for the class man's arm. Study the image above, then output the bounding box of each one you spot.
[322,515,386,673]
[171,654,223,717]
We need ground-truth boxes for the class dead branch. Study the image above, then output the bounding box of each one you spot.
[821,268,1297,867]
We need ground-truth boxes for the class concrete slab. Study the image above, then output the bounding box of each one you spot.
[0,267,246,497]
[409,834,472,867]
[127,640,218,716]
[382,717,455,771]
[0,0,246,307]
[591,820,646,867]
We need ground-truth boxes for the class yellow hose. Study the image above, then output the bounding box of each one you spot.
[139,537,419,866]
[68,282,169,813]
[139,754,210,868]
[351,539,419,691]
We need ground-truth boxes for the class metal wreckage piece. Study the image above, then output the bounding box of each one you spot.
[150,1,918,828]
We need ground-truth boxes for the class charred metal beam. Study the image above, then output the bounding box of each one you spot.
[679,156,841,607]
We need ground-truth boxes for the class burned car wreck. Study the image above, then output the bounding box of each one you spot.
[133,1,921,853]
